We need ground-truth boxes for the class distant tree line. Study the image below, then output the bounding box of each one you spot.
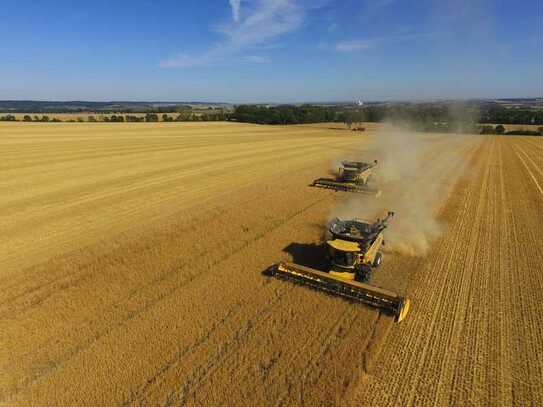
[479,124,543,136]
[228,103,543,134]
[479,106,543,125]
[0,100,207,114]
[230,105,338,124]
[3,102,543,131]
[0,114,62,122]
[338,104,543,132]
[0,111,227,123]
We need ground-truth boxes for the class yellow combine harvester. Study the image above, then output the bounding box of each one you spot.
[312,160,380,195]
[269,212,410,322]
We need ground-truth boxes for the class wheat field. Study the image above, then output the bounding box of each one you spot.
[1,122,542,405]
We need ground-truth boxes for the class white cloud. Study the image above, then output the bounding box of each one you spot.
[221,0,303,48]
[229,0,241,22]
[161,0,305,68]
[336,39,374,52]
[334,33,434,53]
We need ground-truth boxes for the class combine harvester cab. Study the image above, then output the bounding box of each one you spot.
[269,212,411,322]
[312,160,381,196]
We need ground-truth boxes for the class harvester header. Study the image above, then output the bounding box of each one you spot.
[271,262,410,322]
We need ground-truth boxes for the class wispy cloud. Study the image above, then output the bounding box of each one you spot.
[161,0,305,68]
[336,39,375,52]
[229,0,241,22]
[334,32,434,53]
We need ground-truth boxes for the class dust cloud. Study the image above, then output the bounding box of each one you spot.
[330,124,472,256]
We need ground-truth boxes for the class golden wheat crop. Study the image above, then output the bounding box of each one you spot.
[1,122,542,405]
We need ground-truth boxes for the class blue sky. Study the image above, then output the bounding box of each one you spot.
[0,0,541,102]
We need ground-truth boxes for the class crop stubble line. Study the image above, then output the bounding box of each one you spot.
[512,143,543,198]
[369,137,486,404]
[386,138,487,401]
[450,138,498,404]
[497,137,543,404]
[506,140,543,403]
[494,139,513,405]
[353,136,490,406]
[355,136,543,406]
[411,138,494,406]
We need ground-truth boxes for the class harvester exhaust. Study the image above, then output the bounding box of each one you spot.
[271,262,410,323]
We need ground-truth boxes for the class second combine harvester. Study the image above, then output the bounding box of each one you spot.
[312,160,380,195]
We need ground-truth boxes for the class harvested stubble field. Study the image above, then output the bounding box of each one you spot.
[1,122,542,406]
